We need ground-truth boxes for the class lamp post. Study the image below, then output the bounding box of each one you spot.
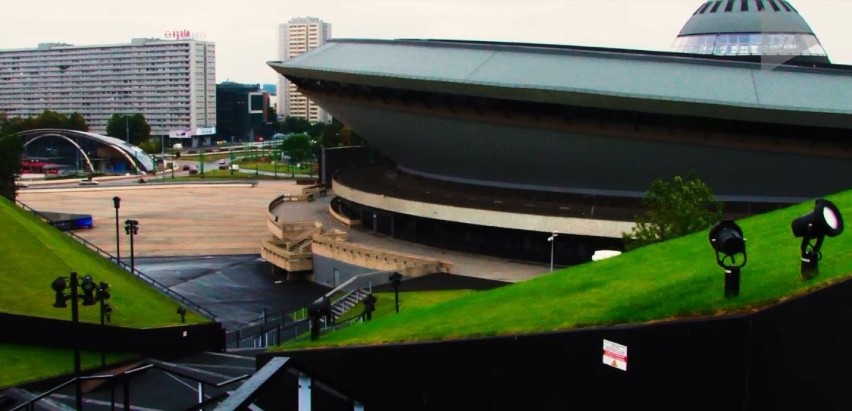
[547,233,558,272]
[112,196,121,266]
[51,271,96,410]
[389,272,403,313]
[124,219,139,273]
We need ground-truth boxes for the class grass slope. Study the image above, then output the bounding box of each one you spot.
[278,190,852,350]
[0,196,208,327]
[0,195,215,389]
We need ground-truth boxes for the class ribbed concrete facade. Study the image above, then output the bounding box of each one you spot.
[0,38,216,136]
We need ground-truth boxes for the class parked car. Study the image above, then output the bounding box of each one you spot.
[79,178,99,186]
[188,166,198,175]
[182,164,190,171]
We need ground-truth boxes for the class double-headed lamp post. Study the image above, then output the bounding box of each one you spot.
[112,196,121,265]
[124,219,139,273]
[548,232,558,272]
[52,272,107,410]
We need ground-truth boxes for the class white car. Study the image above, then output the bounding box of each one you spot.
[79,178,99,186]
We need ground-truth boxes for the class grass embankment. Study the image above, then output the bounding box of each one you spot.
[0,344,137,389]
[0,196,212,388]
[276,190,852,350]
[0,197,208,326]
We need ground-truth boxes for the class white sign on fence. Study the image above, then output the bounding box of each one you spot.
[603,339,628,371]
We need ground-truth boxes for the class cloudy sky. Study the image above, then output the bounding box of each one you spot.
[1,0,848,85]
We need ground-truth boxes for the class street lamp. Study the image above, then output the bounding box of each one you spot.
[547,233,558,272]
[50,271,92,410]
[112,196,121,266]
[389,272,403,313]
[124,219,139,273]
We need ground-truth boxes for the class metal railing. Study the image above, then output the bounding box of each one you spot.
[15,200,217,321]
[224,271,396,349]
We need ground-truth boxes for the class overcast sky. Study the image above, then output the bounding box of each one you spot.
[1,0,849,85]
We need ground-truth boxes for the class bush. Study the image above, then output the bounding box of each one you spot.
[623,173,723,251]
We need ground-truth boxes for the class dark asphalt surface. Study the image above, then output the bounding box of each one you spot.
[135,254,331,332]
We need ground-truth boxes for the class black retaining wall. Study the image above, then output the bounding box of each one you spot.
[0,313,225,359]
[258,277,852,411]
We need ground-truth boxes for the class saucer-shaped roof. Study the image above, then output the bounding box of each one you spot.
[673,0,829,63]
[679,0,817,36]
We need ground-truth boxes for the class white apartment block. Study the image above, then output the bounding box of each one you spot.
[277,17,331,123]
[0,38,216,136]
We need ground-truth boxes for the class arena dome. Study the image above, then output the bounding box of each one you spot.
[672,0,829,63]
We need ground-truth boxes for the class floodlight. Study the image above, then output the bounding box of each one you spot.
[52,276,68,307]
[709,220,747,298]
[308,298,332,340]
[362,294,377,321]
[792,198,844,279]
[80,275,97,306]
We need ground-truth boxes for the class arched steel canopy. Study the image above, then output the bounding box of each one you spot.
[19,128,155,173]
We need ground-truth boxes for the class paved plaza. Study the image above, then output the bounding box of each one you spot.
[17,179,550,283]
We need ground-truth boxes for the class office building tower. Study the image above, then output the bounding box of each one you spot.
[0,37,216,137]
[277,17,331,123]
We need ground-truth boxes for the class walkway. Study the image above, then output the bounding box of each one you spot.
[17,180,550,282]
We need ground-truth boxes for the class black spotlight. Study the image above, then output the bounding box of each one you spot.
[709,220,747,298]
[51,276,68,308]
[80,275,97,306]
[307,298,332,340]
[177,306,187,323]
[362,294,377,321]
[792,198,844,279]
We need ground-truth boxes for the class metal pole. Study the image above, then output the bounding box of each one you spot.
[548,233,558,272]
[114,199,120,265]
[100,297,106,367]
[70,272,83,411]
[125,115,129,144]
[129,225,135,273]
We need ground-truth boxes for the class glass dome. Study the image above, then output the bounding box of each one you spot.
[672,0,830,63]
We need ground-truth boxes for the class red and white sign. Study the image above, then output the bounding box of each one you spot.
[603,339,627,371]
[165,30,192,40]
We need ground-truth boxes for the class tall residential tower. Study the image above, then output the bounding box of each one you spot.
[0,37,216,137]
[277,17,331,123]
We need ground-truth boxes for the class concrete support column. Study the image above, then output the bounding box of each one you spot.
[299,372,312,411]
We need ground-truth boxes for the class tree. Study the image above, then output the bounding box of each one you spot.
[623,173,723,251]
[106,113,151,146]
[0,132,23,201]
[66,112,89,132]
[279,133,312,163]
[278,116,312,134]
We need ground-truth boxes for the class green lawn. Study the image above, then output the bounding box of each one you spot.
[276,190,852,350]
[0,344,138,389]
[0,197,209,327]
[0,196,214,389]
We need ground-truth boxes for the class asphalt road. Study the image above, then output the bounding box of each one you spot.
[135,254,331,332]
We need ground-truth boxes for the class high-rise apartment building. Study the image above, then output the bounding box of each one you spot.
[277,17,331,123]
[0,37,216,137]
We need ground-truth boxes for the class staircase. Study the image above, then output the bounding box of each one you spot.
[330,288,370,321]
